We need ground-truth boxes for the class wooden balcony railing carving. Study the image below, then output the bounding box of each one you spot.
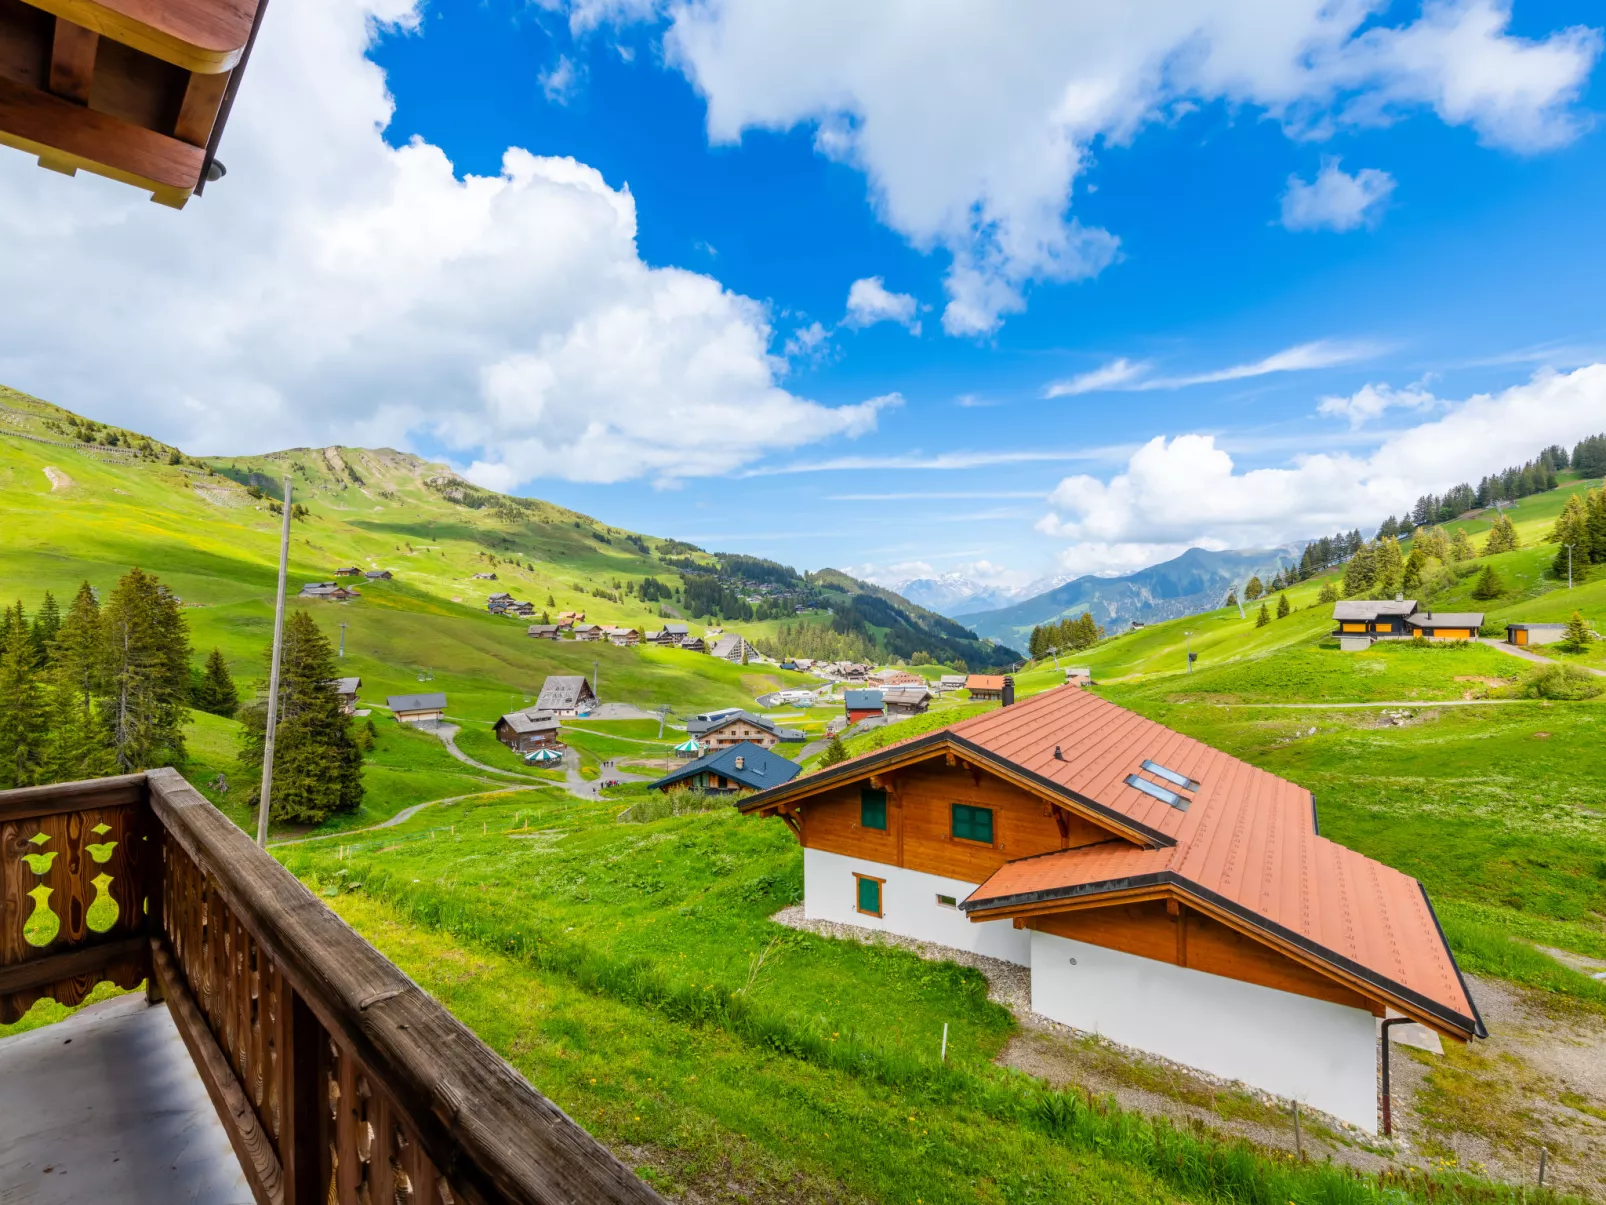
[0,769,663,1205]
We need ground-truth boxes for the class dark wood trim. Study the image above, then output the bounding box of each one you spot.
[48,17,99,104]
[279,992,324,1205]
[0,772,145,821]
[152,938,284,1205]
[0,935,145,995]
[146,768,663,1204]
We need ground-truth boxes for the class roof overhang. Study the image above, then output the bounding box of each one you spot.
[737,731,1176,849]
[962,870,1483,1042]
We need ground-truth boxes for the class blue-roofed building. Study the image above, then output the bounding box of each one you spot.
[844,689,885,723]
[649,742,800,796]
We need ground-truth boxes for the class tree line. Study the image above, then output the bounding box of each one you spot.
[0,569,364,825]
[1548,482,1606,580]
[1027,613,1105,660]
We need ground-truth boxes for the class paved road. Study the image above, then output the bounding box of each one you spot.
[268,782,549,847]
[435,724,537,778]
[1478,636,1606,676]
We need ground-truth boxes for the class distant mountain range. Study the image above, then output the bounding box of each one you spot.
[943,546,1306,647]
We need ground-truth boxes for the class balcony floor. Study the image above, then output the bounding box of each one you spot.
[0,992,251,1204]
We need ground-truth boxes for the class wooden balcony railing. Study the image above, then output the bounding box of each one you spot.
[0,768,664,1205]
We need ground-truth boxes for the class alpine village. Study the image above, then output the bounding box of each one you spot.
[0,3,1604,1205]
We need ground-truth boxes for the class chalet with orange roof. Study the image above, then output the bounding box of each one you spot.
[738,684,1483,1132]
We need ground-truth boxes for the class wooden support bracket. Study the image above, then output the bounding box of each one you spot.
[48,18,99,104]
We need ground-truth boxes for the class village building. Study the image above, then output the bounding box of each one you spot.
[556,611,586,623]
[737,685,1484,1133]
[648,623,689,645]
[365,569,393,581]
[1331,599,1419,649]
[569,623,602,641]
[678,636,707,654]
[526,624,563,640]
[844,689,886,725]
[330,677,361,716]
[504,601,536,618]
[386,692,447,725]
[938,674,968,693]
[486,592,515,613]
[870,669,924,687]
[536,675,598,718]
[685,709,804,750]
[965,674,1009,702]
[1063,666,1093,687]
[1506,622,1570,646]
[881,686,931,717]
[472,572,498,580]
[333,566,362,577]
[710,634,757,663]
[299,582,358,601]
[601,626,641,646]
[1403,612,1483,641]
[650,742,800,796]
[493,709,561,754]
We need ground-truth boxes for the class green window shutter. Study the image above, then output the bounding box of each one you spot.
[952,804,994,844]
[860,787,888,830]
[857,876,881,915]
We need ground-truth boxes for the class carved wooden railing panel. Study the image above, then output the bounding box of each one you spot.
[0,769,663,1205]
[0,774,151,1024]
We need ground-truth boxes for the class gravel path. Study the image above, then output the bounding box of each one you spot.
[269,782,547,847]
[1479,635,1606,676]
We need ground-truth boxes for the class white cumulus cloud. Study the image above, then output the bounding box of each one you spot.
[844,277,921,333]
[1281,158,1397,231]
[609,0,1605,335]
[1316,381,1439,427]
[1037,364,1606,567]
[0,0,890,487]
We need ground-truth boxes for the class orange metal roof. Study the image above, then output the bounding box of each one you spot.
[966,674,1006,690]
[744,684,1481,1037]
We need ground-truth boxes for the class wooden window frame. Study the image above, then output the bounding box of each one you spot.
[854,873,885,918]
[859,786,888,831]
[950,803,995,847]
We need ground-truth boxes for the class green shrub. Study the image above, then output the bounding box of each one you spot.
[1519,664,1603,701]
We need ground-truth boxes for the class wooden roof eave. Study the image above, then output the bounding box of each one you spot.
[29,0,259,74]
[962,873,1483,1043]
[737,733,1175,850]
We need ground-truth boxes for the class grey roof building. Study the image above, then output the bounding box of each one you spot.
[536,675,598,715]
[386,693,447,719]
[648,742,800,795]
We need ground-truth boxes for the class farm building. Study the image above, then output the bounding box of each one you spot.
[334,567,362,577]
[686,710,804,750]
[844,690,885,724]
[678,637,707,654]
[738,685,1483,1133]
[1331,599,1419,648]
[386,693,446,725]
[571,624,604,642]
[1506,622,1570,646]
[710,634,757,663]
[536,675,597,718]
[556,611,586,623]
[965,674,1010,702]
[472,572,498,580]
[1403,612,1483,641]
[938,674,968,692]
[601,626,641,646]
[881,686,931,717]
[299,582,357,601]
[330,677,361,715]
[504,601,535,618]
[650,743,800,796]
[364,570,393,581]
[526,624,562,640]
[494,709,561,754]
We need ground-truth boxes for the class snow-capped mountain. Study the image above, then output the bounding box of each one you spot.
[887,571,1071,619]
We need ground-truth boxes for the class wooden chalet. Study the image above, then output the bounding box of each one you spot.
[737,686,1484,1132]
[471,572,498,580]
[571,623,604,642]
[385,692,445,725]
[298,582,357,602]
[535,674,596,718]
[964,674,1009,702]
[493,708,560,754]
[526,623,562,640]
[333,566,362,577]
[881,686,930,717]
[364,569,392,581]
[649,742,799,796]
[677,636,706,654]
[0,0,270,208]
[0,772,661,1203]
[330,676,360,716]
[684,709,802,752]
[485,592,515,613]
[601,625,640,646]
[650,622,689,645]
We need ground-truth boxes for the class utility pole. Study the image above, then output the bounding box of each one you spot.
[256,475,293,848]
[1047,645,1060,670]
[1566,543,1575,589]
[339,621,348,657]
[654,704,671,739]
[1185,631,1195,674]
[592,659,599,697]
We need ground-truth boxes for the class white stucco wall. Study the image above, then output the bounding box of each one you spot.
[1030,930,1379,1131]
[802,847,1030,966]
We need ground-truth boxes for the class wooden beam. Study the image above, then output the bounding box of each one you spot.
[26,0,257,75]
[48,17,98,105]
[172,67,230,146]
[151,939,285,1205]
[0,75,201,204]
[0,772,144,822]
[0,935,145,996]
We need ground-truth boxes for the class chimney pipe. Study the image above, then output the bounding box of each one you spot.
[1002,676,1015,707]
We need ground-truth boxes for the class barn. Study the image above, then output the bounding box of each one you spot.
[737,685,1483,1132]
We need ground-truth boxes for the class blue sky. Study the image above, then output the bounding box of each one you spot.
[4,1,1604,593]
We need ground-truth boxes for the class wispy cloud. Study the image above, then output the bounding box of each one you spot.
[741,446,1128,476]
[1043,339,1383,397]
[826,490,1045,501]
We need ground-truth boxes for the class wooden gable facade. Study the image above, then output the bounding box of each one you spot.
[701,716,777,751]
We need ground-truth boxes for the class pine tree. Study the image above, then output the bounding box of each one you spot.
[546,594,556,607]
[30,592,61,666]
[1276,593,1291,619]
[1449,528,1473,563]
[1255,603,1271,628]
[1244,576,1264,601]
[1317,581,1338,604]
[0,604,45,788]
[238,611,363,825]
[100,568,192,773]
[1470,565,1505,600]
[41,583,113,784]
[193,647,240,717]
[1342,544,1376,597]
[1482,513,1519,556]
[1562,611,1593,652]
[820,731,849,767]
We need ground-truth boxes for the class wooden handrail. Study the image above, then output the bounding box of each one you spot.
[0,770,663,1204]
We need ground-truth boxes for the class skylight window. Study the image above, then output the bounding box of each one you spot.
[1125,774,1190,811]
[1140,760,1199,792]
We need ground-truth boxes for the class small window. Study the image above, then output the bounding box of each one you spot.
[935,894,957,909]
[952,803,994,844]
[860,786,888,830]
[1140,759,1199,792]
[1125,774,1189,811]
[855,874,883,917]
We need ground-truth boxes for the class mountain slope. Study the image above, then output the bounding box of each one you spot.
[963,545,1304,645]
[806,568,1019,666]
